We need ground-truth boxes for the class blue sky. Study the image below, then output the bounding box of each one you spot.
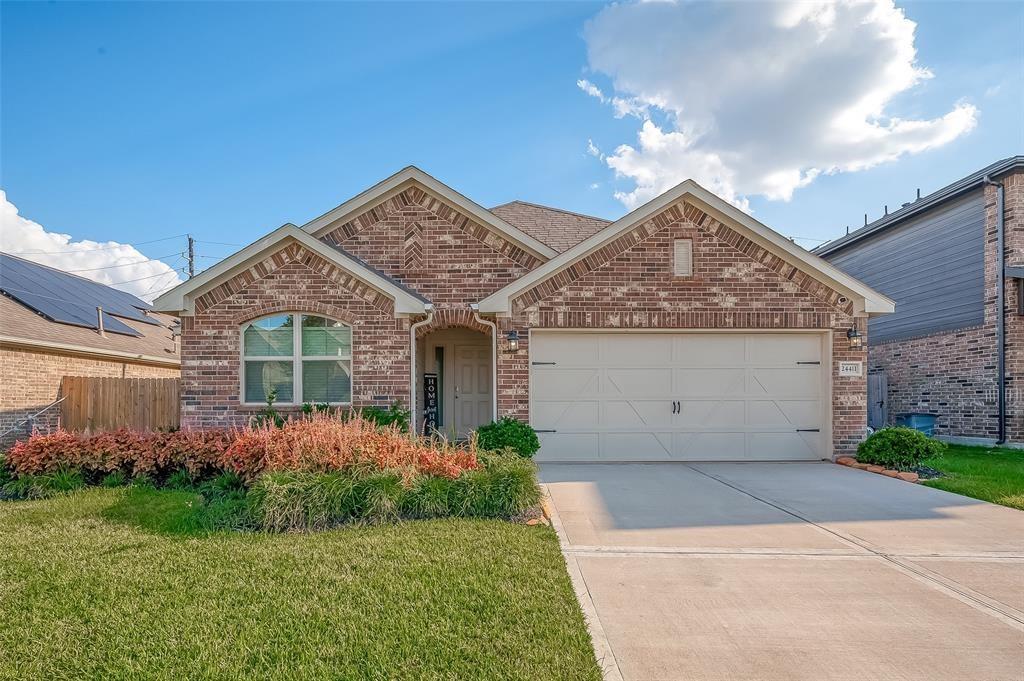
[1,1,1020,297]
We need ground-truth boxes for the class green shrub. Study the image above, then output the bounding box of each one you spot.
[1,465,84,500]
[857,427,945,470]
[356,402,411,433]
[475,418,540,458]
[165,469,196,490]
[0,454,12,489]
[199,471,246,499]
[101,471,128,488]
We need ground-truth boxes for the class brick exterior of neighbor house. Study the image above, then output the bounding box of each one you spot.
[0,346,180,448]
[821,160,1023,444]
[161,168,888,458]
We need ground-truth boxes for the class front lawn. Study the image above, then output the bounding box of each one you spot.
[922,444,1024,511]
[0,488,600,680]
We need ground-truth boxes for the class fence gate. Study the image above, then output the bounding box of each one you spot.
[867,372,888,430]
[61,376,180,433]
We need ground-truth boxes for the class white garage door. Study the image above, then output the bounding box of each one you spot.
[530,332,829,462]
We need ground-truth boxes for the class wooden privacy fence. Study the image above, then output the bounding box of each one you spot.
[61,376,180,433]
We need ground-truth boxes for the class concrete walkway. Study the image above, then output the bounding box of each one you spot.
[540,462,1024,681]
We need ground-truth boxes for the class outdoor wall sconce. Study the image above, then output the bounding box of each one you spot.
[847,326,863,349]
[506,329,520,353]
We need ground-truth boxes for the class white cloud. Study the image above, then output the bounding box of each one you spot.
[578,79,649,120]
[582,0,978,209]
[0,190,184,302]
[577,78,605,100]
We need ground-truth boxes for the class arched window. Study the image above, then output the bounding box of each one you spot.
[241,313,352,405]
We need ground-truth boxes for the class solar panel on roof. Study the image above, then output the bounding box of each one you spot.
[0,252,162,337]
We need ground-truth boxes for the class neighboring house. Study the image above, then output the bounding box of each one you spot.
[154,167,892,461]
[0,253,180,447]
[817,156,1024,445]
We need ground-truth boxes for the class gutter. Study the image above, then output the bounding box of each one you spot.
[983,176,1007,444]
[470,304,499,422]
[817,156,1024,256]
[408,304,435,434]
[0,335,180,368]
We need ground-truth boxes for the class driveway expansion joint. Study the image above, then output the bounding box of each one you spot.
[685,463,1024,630]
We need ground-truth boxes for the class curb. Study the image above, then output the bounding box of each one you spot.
[835,457,920,483]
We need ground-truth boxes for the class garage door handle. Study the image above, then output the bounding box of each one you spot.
[796,428,820,432]
[531,361,557,366]
[534,429,557,433]
[671,400,679,414]
[796,361,821,365]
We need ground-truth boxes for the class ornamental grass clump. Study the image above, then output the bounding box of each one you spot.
[221,413,479,482]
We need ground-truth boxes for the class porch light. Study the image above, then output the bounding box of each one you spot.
[847,326,863,349]
[506,329,520,353]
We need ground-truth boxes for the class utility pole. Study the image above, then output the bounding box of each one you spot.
[187,235,195,278]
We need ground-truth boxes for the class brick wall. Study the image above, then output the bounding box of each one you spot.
[496,198,867,457]
[319,185,542,308]
[177,186,871,456]
[0,345,179,448]
[181,245,409,429]
[867,168,1023,442]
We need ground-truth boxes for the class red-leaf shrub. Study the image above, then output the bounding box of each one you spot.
[7,429,233,478]
[221,414,478,482]
[7,416,477,483]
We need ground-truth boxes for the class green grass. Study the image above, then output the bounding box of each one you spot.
[922,444,1024,510]
[0,488,599,680]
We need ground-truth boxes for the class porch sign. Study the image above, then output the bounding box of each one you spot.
[423,373,439,435]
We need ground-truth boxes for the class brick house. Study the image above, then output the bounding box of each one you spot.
[154,167,892,461]
[818,156,1024,445]
[0,254,180,448]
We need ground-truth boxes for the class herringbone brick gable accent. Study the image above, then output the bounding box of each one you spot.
[403,221,424,271]
[319,186,544,271]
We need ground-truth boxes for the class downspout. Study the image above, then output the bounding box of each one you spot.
[409,304,434,435]
[470,304,499,422]
[983,175,1006,444]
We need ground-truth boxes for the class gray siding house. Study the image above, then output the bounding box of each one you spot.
[817,156,1024,444]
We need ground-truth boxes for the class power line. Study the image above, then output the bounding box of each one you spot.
[16,234,188,255]
[194,239,245,247]
[65,252,183,272]
[108,267,188,286]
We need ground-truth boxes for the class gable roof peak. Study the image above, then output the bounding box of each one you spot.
[301,166,558,261]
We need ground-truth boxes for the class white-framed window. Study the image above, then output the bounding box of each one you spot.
[673,239,693,277]
[240,313,353,405]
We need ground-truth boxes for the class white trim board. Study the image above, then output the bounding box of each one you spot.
[477,180,895,318]
[301,166,558,261]
[152,224,428,317]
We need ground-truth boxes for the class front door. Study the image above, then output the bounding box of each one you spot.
[453,344,491,437]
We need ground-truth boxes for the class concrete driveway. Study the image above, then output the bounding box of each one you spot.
[540,462,1024,681]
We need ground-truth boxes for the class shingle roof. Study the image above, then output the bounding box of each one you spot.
[815,155,1024,256]
[489,201,611,253]
[0,252,179,362]
[0,294,179,362]
[323,242,431,303]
